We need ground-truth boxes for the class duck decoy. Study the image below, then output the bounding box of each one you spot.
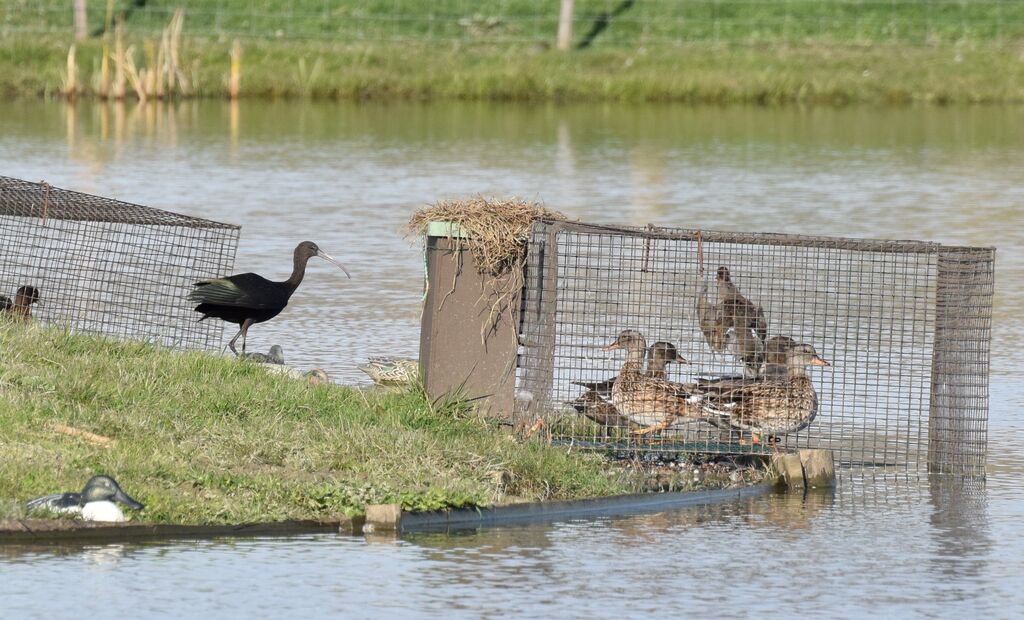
[604,330,702,436]
[240,344,286,365]
[3,285,40,322]
[26,475,144,523]
[698,343,830,444]
[698,266,767,378]
[358,357,419,386]
[572,341,687,397]
[189,241,350,355]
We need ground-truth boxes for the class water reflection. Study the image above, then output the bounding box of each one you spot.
[3,99,1021,397]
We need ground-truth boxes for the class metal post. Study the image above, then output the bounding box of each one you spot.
[73,0,88,41]
[557,0,575,50]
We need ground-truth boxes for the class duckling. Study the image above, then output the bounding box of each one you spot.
[698,343,830,443]
[240,344,286,365]
[604,330,702,436]
[26,475,145,523]
[572,341,687,397]
[4,285,40,322]
[715,267,767,378]
[358,357,419,386]
[0,295,11,312]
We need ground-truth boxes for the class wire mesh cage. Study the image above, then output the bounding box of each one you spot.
[516,220,994,475]
[0,176,240,349]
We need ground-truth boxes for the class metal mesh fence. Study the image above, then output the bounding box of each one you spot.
[0,176,240,349]
[516,220,993,474]
[5,0,1024,45]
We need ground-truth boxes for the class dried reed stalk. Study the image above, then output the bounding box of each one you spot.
[63,44,77,100]
[112,23,126,100]
[168,8,186,95]
[124,45,147,103]
[228,39,241,99]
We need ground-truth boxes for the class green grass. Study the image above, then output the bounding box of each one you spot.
[3,34,1023,104]
[0,324,648,525]
[6,0,1024,45]
[1,1,1024,104]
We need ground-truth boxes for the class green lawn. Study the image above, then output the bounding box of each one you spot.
[0,324,648,525]
[5,0,1024,45]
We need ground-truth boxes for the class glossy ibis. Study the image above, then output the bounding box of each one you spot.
[189,241,350,355]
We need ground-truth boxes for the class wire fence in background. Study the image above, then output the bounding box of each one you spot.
[0,176,240,350]
[3,0,1023,46]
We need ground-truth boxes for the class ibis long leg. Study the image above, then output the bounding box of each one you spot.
[239,318,254,354]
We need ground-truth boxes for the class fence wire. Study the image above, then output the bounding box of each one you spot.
[516,220,993,474]
[0,176,239,349]
[4,1,1024,45]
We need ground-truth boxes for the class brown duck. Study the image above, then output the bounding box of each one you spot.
[716,266,768,378]
[572,341,687,397]
[698,343,830,442]
[604,330,702,436]
[3,285,40,322]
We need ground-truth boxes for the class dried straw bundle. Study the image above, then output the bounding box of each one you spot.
[406,197,565,277]
[407,197,566,343]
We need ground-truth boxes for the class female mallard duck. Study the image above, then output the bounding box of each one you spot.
[604,330,702,436]
[697,267,767,378]
[358,357,419,386]
[572,341,687,397]
[26,475,144,522]
[698,343,830,443]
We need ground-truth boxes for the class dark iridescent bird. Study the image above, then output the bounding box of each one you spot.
[571,341,688,397]
[189,241,350,355]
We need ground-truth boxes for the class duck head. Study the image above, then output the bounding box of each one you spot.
[602,330,647,357]
[648,342,688,366]
[786,344,830,377]
[81,475,145,510]
[15,285,40,307]
[716,266,731,283]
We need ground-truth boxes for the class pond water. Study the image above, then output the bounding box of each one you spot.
[0,100,1021,616]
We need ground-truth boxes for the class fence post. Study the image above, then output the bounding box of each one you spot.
[557,0,575,50]
[73,0,88,41]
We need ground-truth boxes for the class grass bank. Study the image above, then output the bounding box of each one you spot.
[0,325,659,525]
[4,34,1023,104]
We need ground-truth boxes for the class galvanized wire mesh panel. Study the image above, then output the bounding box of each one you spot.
[516,220,993,474]
[0,176,239,349]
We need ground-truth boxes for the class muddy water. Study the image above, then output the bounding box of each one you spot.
[0,100,1021,617]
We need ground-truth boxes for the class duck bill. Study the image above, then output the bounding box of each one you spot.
[811,355,831,367]
[673,353,689,365]
[316,250,351,279]
[601,342,621,352]
[113,488,145,511]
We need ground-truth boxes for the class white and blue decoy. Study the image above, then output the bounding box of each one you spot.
[26,475,145,522]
